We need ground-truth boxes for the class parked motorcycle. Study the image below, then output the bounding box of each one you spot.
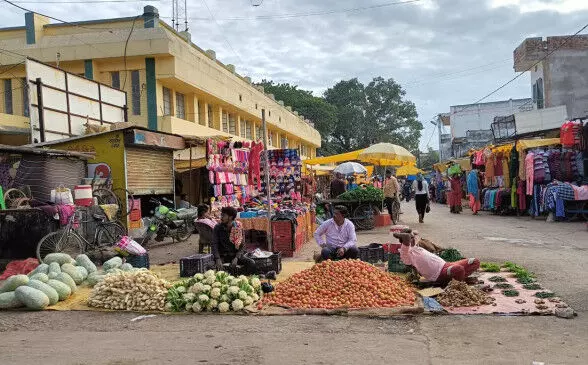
[140,198,197,245]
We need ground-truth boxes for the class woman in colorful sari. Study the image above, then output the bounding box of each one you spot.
[467,169,481,215]
[448,173,463,213]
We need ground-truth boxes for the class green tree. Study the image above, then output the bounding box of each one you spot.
[256,80,337,154]
[324,77,423,154]
[418,147,440,170]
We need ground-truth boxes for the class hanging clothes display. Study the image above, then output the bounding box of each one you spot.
[525,152,535,195]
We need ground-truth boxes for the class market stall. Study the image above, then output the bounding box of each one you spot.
[35,126,187,231]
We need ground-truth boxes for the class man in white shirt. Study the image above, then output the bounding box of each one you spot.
[314,206,359,262]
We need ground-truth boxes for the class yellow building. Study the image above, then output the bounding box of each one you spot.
[0,6,320,157]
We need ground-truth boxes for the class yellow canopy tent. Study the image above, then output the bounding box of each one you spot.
[303,149,364,165]
[357,143,416,166]
[516,138,561,151]
[396,165,423,176]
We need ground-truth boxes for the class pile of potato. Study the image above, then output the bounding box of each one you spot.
[437,280,494,307]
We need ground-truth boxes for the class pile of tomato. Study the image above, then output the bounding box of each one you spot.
[262,259,416,309]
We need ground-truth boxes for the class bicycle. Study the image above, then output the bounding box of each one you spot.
[36,209,126,262]
[385,197,401,225]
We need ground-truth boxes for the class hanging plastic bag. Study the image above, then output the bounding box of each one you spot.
[51,185,73,205]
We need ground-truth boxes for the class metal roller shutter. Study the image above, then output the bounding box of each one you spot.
[126,147,174,195]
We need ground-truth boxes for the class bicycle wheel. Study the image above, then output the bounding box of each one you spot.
[353,204,379,230]
[96,222,126,248]
[174,223,192,242]
[37,231,84,262]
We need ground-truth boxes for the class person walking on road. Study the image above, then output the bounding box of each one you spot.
[412,172,429,223]
[383,170,401,220]
[467,169,481,215]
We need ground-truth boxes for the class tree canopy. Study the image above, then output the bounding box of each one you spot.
[256,77,423,155]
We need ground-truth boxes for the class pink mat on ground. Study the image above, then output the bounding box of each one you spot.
[443,272,569,315]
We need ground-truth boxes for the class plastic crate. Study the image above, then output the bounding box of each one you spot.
[125,254,150,269]
[179,254,214,277]
[274,239,294,252]
[295,232,305,251]
[250,252,282,274]
[272,220,293,242]
[358,244,385,263]
[387,253,409,273]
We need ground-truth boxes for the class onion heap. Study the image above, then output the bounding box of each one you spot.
[437,280,494,307]
[263,260,416,309]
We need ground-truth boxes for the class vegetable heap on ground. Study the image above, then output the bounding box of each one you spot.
[437,280,494,307]
[165,270,262,313]
[338,186,383,201]
[263,260,415,309]
[88,270,170,311]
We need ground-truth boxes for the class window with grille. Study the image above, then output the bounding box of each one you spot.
[268,131,273,146]
[22,78,29,117]
[176,92,185,119]
[131,70,140,115]
[162,87,172,116]
[111,72,120,89]
[245,121,252,139]
[281,137,288,149]
[207,104,213,127]
[228,114,236,135]
[240,120,246,138]
[222,111,229,132]
[3,79,13,115]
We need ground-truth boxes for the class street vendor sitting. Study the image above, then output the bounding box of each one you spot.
[212,207,256,274]
[314,205,359,261]
[393,230,479,285]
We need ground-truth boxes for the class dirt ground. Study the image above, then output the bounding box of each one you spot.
[1,202,587,365]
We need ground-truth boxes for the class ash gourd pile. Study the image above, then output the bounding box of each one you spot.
[0,253,155,311]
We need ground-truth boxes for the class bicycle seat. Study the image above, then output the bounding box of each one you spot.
[93,213,107,221]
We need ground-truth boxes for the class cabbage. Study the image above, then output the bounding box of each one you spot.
[250,277,261,289]
[218,301,230,313]
[193,273,204,281]
[210,288,221,299]
[238,290,248,300]
[231,299,244,311]
[192,302,203,312]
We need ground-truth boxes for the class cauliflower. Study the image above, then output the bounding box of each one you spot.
[189,283,205,294]
[250,277,261,289]
[252,293,259,302]
[192,302,203,312]
[204,276,216,285]
[185,303,193,312]
[182,293,196,303]
[228,286,240,296]
[244,296,254,306]
[238,275,248,282]
[206,299,218,311]
[202,285,212,293]
[210,287,221,299]
[176,286,187,294]
[231,299,244,311]
[242,284,254,294]
[226,275,235,282]
[211,282,222,288]
[216,271,229,283]
[220,294,230,302]
[204,270,216,278]
[198,294,209,303]
[218,302,230,313]
[229,278,240,286]
[193,273,205,281]
[164,302,174,312]
[238,290,248,300]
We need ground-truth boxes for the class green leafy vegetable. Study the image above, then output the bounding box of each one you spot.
[493,283,513,289]
[481,262,501,272]
[488,275,507,282]
[439,248,463,262]
[502,289,519,297]
[522,283,542,290]
[516,277,535,284]
[535,291,555,299]
[338,186,383,201]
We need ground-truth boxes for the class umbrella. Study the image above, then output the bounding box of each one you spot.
[357,143,416,166]
[333,162,367,175]
[396,164,423,176]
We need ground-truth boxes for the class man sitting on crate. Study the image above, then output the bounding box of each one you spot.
[314,205,359,262]
[212,207,256,274]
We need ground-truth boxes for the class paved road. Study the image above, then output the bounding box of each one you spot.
[0,202,586,365]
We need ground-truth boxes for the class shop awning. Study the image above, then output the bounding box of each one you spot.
[304,149,364,165]
[396,165,423,176]
[516,138,561,151]
[174,158,207,173]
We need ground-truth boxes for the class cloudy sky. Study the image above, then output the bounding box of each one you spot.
[2,0,588,150]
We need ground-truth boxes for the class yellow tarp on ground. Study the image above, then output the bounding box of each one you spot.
[516,138,561,151]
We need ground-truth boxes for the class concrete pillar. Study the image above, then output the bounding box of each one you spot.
[236,115,241,137]
[212,106,221,130]
[145,58,157,131]
[200,102,208,127]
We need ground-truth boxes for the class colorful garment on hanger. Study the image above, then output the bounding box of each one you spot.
[525,152,534,195]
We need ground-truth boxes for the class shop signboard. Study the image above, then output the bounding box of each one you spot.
[25,58,128,143]
[127,129,185,150]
